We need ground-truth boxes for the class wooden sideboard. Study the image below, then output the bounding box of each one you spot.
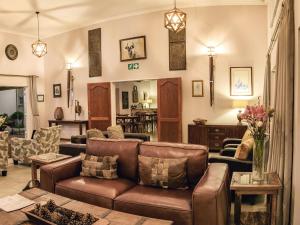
[188,124,247,151]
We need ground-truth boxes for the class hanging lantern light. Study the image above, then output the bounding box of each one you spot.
[164,0,186,33]
[32,12,47,58]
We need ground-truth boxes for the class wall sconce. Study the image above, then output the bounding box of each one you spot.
[208,47,216,107]
[66,63,74,108]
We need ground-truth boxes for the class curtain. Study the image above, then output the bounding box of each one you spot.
[29,76,40,130]
[267,0,295,224]
[263,55,271,109]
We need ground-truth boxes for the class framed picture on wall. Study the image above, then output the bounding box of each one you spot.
[53,84,62,98]
[119,36,147,62]
[122,91,129,109]
[192,80,204,97]
[37,94,44,102]
[230,67,253,96]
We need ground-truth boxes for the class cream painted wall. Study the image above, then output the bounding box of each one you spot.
[43,5,267,141]
[0,31,45,137]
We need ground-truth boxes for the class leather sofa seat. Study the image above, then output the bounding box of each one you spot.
[56,177,135,208]
[114,185,193,225]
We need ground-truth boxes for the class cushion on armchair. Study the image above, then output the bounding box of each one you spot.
[107,125,124,139]
[87,129,105,139]
[234,138,254,160]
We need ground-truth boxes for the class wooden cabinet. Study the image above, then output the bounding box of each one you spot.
[188,124,247,151]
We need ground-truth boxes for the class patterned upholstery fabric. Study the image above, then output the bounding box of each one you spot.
[87,129,105,139]
[0,131,9,173]
[11,126,62,164]
[80,153,118,179]
[234,138,254,160]
[107,125,124,139]
[138,155,188,189]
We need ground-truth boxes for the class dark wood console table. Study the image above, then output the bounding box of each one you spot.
[48,120,89,135]
[188,124,247,151]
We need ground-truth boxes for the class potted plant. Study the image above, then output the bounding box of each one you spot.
[241,104,274,181]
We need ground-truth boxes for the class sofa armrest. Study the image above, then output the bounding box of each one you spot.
[192,163,230,225]
[220,148,237,157]
[222,138,242,148]
[40,156,81,193]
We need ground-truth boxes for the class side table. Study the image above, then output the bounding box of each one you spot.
[24,153,72,190]
[230,172,282,225]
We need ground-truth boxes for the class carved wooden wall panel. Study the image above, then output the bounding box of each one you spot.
[88,28,102,77]
[169,29,186,71]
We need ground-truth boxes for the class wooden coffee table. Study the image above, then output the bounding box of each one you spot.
[0,188,173,225]
[24,153,72,190]
[230,172,282,225]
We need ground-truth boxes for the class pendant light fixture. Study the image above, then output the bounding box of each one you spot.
[32,12,47,58]
[164,0,187,33]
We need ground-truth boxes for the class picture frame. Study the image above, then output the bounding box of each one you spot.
[37,94,44,102]
[230,67,253,96]
[192,80,204,97]
[119,36,147,62]
[122,91,129,109]
[53,84,62,98]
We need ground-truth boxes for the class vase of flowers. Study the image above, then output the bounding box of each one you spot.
[241,105,274,181]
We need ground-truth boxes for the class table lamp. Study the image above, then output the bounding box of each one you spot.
[232,100,248,125]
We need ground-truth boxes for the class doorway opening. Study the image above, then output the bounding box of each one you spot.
[114,80,158,141]
[0,87,26,138]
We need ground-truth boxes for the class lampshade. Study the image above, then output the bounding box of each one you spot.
[164,7,186,33]
[146,98,153,104]
[232,100,248,109]
[32,40,47,58]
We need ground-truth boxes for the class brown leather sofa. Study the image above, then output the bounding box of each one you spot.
[40,139,230,225]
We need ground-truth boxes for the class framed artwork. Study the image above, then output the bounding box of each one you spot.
[119,36,147,62]
[37,94,44,102]
[122,91,129,109]
[230,67,253,96]
[192,80,204,97]
[53,84,62,98]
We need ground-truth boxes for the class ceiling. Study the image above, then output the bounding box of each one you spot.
[0,0,266,38]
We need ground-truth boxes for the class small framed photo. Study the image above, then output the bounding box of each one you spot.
[120,36,147,62]
[230,67,253,96]
[37,94,44,102]
[53,84,62,98]
[192,80,204,97]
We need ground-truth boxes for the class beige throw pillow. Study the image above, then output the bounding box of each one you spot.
[107,125,124,139]
[80,153,118,179]
[138,155,188,189]
[242,129,252,142]
[87,129,105,139]
[234,138,254,160]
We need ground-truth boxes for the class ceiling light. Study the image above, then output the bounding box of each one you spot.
[164,0,187,33]
[32,12,47,58]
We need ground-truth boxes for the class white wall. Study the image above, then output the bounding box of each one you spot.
[0,31,45,137]
[0,89,17,116]
[43,5,267,141]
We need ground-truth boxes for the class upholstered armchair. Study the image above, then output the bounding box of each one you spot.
[0,131,9,176]
[11,126,61,164]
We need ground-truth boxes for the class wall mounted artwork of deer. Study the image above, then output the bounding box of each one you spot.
[120,36,147,62]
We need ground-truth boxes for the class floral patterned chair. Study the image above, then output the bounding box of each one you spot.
[0,131,9,176]
[11,126,62,164]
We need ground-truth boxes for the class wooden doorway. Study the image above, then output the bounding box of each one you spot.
[157,78,182,143]
[87,82,111,130]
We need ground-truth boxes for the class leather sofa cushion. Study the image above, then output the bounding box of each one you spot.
[114,185,193,225]
[55,176,135,209]
[87,139,142,181]
[140,142,208,186]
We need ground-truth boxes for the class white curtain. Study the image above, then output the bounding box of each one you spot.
[29,76,40,130]
[267,0,295,224]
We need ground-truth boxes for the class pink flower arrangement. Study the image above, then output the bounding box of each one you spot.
[241,105,274,140]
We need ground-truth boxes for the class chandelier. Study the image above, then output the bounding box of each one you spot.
[164,0,186,33]
[32,12,47,58]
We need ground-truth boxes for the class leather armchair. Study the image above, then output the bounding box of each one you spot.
[0,131,9,176]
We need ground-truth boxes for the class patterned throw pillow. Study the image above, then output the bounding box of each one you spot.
[242,129,253,142]
[107,125,124,139]
[234,138,254,160]
[80,153,118,179]
[138,155,188,189]
[87,129,105,139]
